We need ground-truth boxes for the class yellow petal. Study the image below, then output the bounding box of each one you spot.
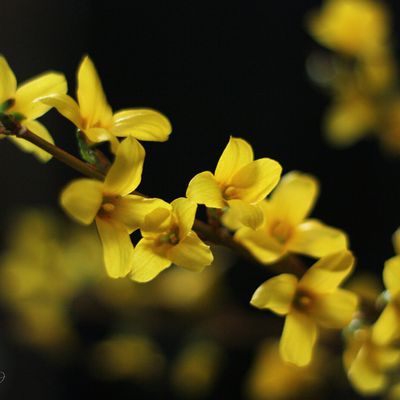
[167,231,213,271]
[10,120,53,162]
[112,108,172,141]
[280,311,317,367]
[77,55,113,128]
[312,288,358,328]
[84,127,114,143]
[227,199,263,229]
[141,205,172,235]
[392,228,400,255]
[186,171,225,209]
[383,255,400,295]
[250,274,298,315]
[0,56,16,102]
[112,195,166,233]
[348,345,387,395]
[130,239,171,282]
[39,94,81,128]
[96,217,134,278]
[289,220,348,258]
[235,227,284,264]
[14,72,67,120]
[214,137,254,184]
[103,136,145,196]
[372,303,400,345]
[230,158,282,203]
[60,179,103,225]
[269,172,319,225]
[171,197,197,239]
[376,346,400,370]
[299,250,354,293]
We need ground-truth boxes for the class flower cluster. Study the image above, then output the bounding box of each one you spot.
[306,0,400,152]
[341,228,400,396]
[0,53,375,397]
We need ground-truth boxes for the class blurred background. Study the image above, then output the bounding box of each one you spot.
[0,0,399,398]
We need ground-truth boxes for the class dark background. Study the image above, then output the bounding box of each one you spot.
[0,1,399,398]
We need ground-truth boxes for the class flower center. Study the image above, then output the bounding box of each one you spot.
[269,220,293,244]
[98,197,117,218]
[223,186,237,200]
[101,203,115,213]
[158,226,180,246]
[293,289,314,313]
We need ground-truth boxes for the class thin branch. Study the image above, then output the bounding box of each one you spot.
[1,116,306,277]
[0,114,105,181]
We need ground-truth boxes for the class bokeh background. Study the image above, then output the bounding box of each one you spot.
[0,0,399,398]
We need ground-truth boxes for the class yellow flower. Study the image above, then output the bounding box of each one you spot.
[91,335,165,381]
[60,136,163,278]
[381,97,400,154]
[130,197,213,282]
[372,228,400,345]
[171,340,222,398]
[307,0,390,57]
[245,339,325,400]
[251,250,358,366]
[324,91,377,147]
[40,55,171,149]
[344,327,400,395]
[0,55,67,161]
[186,137,282,229]
[235,172,348,264]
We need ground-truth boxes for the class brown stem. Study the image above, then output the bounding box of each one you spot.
[0,114,105,181]
[2,118,306,277]
[194,221,305,276]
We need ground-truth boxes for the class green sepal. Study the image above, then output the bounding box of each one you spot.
[76,130,98,165]
[0,99,15,113]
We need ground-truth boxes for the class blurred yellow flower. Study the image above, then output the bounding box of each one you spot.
[0,55,67,161]
[251,250,358,366]
[130,197,213,282]
[324,90,377,147]
[307,0,390,57]
[235,172,348,264]
[344,326,400,395]
[380,98,400,153]
[245,339,324,400]
[61,136,163,278]
[40,55,171,149]
[0,210,103,351]
[186,136,282,229]
[90,335,165,381]
[372,228,400,345]
[171,340,223,398]
[388,383,400,400]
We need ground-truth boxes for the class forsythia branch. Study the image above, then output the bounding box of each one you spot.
[0,114,105,181]
[0,114,306,277]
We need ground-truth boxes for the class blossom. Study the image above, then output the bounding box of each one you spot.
[344,326,400,395]
[91,334,165,380]
[307,0,390,58]
[245,339,325,400]
[40,55,171,149]
[324,90,377,147]
[251,250,358,366]
[372,228,400,345]
[235,172,348,264]
[130,197,213,282]
[0,55,67,161]
[60,136,163,278]
[186,137,282,229]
